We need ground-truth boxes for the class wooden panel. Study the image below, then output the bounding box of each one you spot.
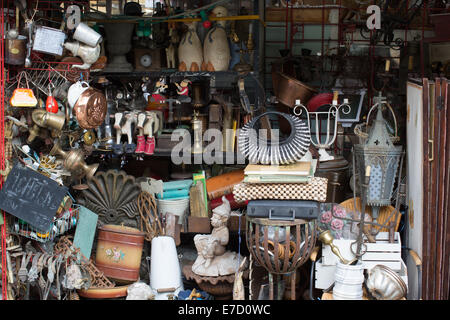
[265,8,330,23]
[421,77,450,300]
[436,78,447,299]
[421,78,430,300]
[444,80,450,299]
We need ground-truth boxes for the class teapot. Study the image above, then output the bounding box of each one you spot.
[63,41,100,70]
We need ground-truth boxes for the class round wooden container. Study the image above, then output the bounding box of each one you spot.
[315,156,349,203]
[95,224,145,284]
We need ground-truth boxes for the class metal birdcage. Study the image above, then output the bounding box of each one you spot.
[354,100,403,208]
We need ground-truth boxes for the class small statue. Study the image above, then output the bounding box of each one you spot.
[166,28,179,69]
[149,77,168,104]
[192,196,247,277]
[175,79,191,97]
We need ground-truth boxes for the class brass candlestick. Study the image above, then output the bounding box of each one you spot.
[191,112,202,154]
[50,141,99,180]
[27,124,41,143]
[318,229,357,265]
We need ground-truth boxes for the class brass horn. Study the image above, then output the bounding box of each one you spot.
[32,109,65,131]
[50,141,99,180]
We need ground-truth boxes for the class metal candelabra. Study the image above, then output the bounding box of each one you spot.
[293,93,351,162]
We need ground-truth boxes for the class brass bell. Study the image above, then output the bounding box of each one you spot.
[50,141,99,180]
[318,229,357,265]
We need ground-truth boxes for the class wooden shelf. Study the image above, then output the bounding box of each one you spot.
[266,7,331,23]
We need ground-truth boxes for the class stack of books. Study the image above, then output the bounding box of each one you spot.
[243,160,317,184]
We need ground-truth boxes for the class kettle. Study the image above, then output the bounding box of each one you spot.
[63,41,100,70]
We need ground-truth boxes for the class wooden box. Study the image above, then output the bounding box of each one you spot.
[134,48,164,71]
[322,232,402,271]
[187,216,211,233]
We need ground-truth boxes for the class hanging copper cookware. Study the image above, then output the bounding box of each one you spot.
[272,71,318,108]
[73,87,107,129]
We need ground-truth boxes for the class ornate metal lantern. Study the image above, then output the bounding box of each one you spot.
[354,96,403,212]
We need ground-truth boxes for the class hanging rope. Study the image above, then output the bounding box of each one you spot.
[137,191,163,242]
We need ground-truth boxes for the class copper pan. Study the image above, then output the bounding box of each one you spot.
[73,87,107,129]
[272,71,318,108]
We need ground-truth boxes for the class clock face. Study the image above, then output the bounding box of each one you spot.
[140,54,152,68]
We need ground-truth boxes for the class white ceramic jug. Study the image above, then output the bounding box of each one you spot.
[333,261,364,300]
[64,41,101,70]
[149,236,184,300]
[67,81,90,108]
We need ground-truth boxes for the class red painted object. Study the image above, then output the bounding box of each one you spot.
[45,95,59,113]
[210,193,248,210]
[307,93,334,112]
[203,20,212,29]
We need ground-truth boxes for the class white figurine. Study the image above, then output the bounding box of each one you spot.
[202,6,231,72]
[178,20,203,72]
[192,196,247,277]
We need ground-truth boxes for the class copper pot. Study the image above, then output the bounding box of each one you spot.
[273,71,317,107]
[73,87,107,129]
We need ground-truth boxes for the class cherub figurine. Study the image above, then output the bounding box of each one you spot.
[192,196,247,277]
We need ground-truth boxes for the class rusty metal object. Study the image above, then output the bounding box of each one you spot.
[95,224,145,284]
[137,191,163,242]
[77,170,142,228]
[272,71,317,108]
[246,217,316,275]
[73,87,107,129]
[5,36,26,65]
[55,57,89,83]
[54,236,114,289]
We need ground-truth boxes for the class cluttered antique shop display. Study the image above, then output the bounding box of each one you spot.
[0,0,422,302]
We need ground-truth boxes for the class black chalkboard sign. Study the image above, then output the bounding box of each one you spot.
[0,163,68,231]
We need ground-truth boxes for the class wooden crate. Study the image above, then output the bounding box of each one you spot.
[315,258,335,290]
[322,232,402,271]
